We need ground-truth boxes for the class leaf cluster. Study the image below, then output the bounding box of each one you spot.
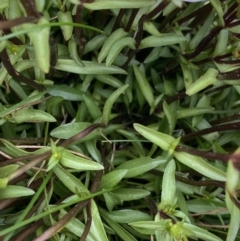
[0,0,240,241]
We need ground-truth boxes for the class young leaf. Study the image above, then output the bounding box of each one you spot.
[116,157,165,178]
[90,200,109,241]
[182,223,223,241]
[84,34,107,55]
[174,151,226,181]
[113,188,150,201]
[100,209,137,241]
[55,59,127,75]
[27,18,50,73]
[10,109,56,123]
[99,169,128,190]
[60,149,104,171]
[0,164,19,178]
[50,122,99,141]
[59,209,96,241]
[134,123,177,152]
[106,37,136,66]
[53,164,89,194]
[57,11,73,41]
[102,84,129,125]
[159,159,177,209]
[84,0,155,10]
[186,68,218,96]
[0,185,35,200]
[98,28,128,63]
[140,34,186,49]
[133,65,154,108]
[106,210,152,223]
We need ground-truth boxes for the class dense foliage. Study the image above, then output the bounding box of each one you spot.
[0,0,240,240]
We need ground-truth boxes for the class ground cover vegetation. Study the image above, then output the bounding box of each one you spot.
[0,0,240,240]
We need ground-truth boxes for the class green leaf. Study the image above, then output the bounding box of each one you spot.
[55,59,127,75]
[27,18,50,73]
[95,74,123,88]
[102,85,129,125]
[98,28,128,63]
[100,209,137,241]
[0,178,8,189]
[106,210,152,223]
[117,129,146,156]
[144,22,162,37]
[49,85,84,101]
[134,123,177,152]
[85,140,102,163]
[133,65,154,108]
[188,11,215,50]
[60,149,104,171]
[106,37,136,66]
[0,185,35,200]
[0,46,25,86]
[226,157,239,194]
[182,223,223,241]
[186,68,218,96]
[53,164,89,194]
[210,0,224,26]
[177,107,214,119]
[83,0,155,10]
[192,95,211,127]
[84,34,107,55]
[163,102,176,135]
[103,192,123,211]
[9,109,56,123]
[0,91,47,118]
[0,138,28,157]
[212,29,228,57]
[90,200,109,241]
[129,220,171,231]
[174,151,226,181]
[57,11,73,41]
[159,159,177,209]
[226,193,240,241]
[140,34,186,49]
[116,157,165,178]
[113,188,150,201]
[0,164,19,178]
[99,169,128,190]
[59,209,96,241]
[50,122,99,141]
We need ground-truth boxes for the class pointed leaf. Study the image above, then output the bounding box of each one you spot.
[60,149,103,171]
[106,210,151,223]
[174,151,226,181]
[116,157,165,178]
[113,188,150,201]
[134,123,176,151]
[99,169,128,189]
[140,34,186,49]
[55,59,127,75]
[0,185,35,200]
[84,0,155,10]
[90,200,109,241]
[10,109,56,123]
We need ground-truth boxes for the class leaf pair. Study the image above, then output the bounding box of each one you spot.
[134,123,226,181]
[98,28,136,66]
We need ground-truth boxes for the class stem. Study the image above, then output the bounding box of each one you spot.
[175,145,230,162]
[125,9,139,32]
[181,122,240,141]
[112,9,125,32]
[0,49,45,91]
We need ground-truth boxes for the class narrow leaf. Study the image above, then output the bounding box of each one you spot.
[0,185,35,200]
